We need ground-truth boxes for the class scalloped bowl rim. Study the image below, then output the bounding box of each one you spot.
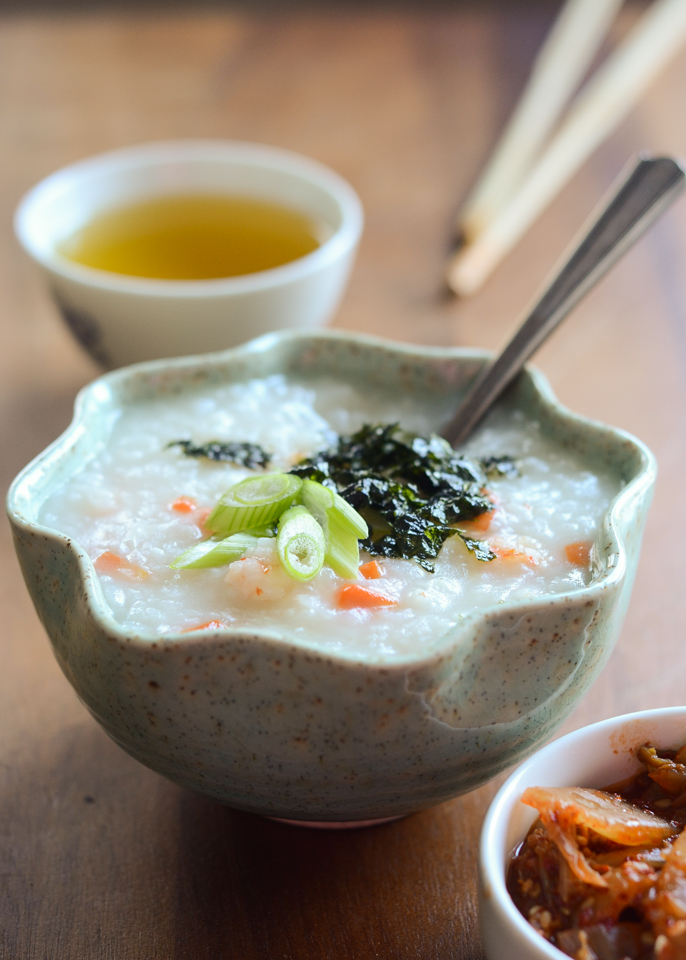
[6,329,656,669]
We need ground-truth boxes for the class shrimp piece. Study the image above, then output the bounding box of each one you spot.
[94,551,149,581]
[646,830,686,959]
[224,556,291,601]
[521,786,673,887]
[639,745,686,797]
[490,539,539,566]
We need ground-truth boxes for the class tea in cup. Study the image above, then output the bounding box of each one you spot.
[15,140,364,368]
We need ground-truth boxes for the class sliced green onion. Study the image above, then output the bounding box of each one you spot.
[206,473,302,536]
[276,506,326,582]
[325,513,362,580]
[300,479,368,578]
[170,532,258,569]
[301,479,368,538]
[243,523,277,538]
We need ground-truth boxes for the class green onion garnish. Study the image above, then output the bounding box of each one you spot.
[324,513,362,580]
[170,532,259,569]
[206,473,302,536]
[300,479,368,579]
[276,506,326,582]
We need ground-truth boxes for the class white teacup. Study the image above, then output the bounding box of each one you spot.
[14,140,364,368]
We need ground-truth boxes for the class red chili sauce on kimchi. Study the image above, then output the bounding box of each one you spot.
[507,743,686,960]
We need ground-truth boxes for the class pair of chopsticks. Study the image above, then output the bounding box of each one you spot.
[447,0,686,297]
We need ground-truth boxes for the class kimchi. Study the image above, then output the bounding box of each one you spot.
[508,743,686,959]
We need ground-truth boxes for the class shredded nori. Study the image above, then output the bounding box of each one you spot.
[290,423,498,571]
[455,531,498,562]
[480,455,519,480]
[168,423,511,571]
[168,440,271,469]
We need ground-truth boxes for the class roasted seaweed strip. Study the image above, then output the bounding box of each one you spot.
[168,440,271,469]
[290,423,497,570]
[480,455,518,479]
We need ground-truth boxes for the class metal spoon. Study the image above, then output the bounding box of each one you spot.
[441,155,685,448]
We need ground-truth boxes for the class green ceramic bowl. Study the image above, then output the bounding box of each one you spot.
[6,331,656,823]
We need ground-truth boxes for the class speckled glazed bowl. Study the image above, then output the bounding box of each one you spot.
[7,332,656,822]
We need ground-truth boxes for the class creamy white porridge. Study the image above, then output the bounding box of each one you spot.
[39,375,618,662]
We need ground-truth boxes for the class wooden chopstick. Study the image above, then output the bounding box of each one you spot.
[448,0,686,298]
[458,0,625,245]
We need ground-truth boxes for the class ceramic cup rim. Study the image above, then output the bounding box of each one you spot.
[14,139,364,298]
[479,705,686,960]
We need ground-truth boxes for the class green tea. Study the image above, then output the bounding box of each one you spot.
[59,193,322,280]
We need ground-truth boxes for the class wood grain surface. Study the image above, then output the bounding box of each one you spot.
[2,2,686,957]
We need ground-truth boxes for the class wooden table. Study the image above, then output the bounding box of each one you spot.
[2,2,686,956]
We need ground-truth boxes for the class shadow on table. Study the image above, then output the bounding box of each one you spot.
[173,789,485,960]
[0,625,485,960]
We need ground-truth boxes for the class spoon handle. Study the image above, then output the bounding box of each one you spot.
[442,155,685,448]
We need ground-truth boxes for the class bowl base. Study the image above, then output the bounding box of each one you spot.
[269,815,404,830]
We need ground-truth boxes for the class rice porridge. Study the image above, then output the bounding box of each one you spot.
[39,375,619,662]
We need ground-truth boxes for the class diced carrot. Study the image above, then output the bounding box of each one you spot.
[458,509,495,535]
[94,551,149,580]
[336,584,397,609]
[359,560,383,580]
[182,620,227,633]
[171,499,212,533]
[172,496,196,513]
[94,550,124,571]
[565,541,592,565]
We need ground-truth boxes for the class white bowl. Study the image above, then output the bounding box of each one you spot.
[14,140,363,368]
[479,706,686,960]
